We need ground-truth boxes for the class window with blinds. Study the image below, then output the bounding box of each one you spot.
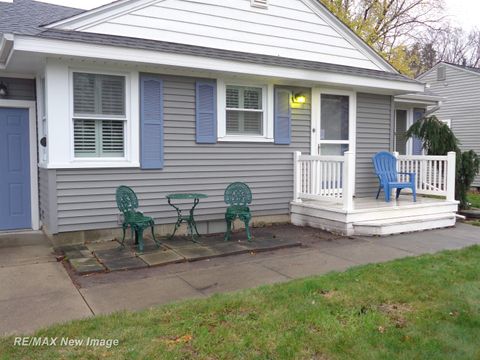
[73,72,126,158]
[225,85,264,135]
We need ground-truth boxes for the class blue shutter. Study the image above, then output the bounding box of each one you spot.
[274,88,291,144]
[196,80,217,143]
[140,75,164,169]
[412,108,425,155]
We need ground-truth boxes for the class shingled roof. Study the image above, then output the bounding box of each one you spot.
[37,29,418,84]
[0,0,83,35]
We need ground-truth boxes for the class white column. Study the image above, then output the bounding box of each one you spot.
[342,151,355,211]
[293,151,302,202]
[446,151,457,202]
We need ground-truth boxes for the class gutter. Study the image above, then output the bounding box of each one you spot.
[0,33,14,69]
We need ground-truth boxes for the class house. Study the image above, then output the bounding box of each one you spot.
[418,62,480,188]
[0,0,458,243]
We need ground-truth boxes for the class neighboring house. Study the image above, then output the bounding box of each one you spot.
[418,62,480,188]
[0,0,458,242]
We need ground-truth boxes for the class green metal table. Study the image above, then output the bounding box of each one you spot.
[166,193,208,242]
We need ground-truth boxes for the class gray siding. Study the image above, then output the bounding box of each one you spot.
[38,168,50,229]
[51,77,311,233]
[0,77,35,101]
[355,93,393,197]
[38,167,58,233]
[420,65,480,186]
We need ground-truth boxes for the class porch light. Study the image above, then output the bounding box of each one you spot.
[292,93,306,104]
[0,82,7,98]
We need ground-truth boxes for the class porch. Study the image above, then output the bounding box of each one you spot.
[291,151,459,236]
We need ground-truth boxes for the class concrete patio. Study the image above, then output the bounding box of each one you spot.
[1,223,479,335]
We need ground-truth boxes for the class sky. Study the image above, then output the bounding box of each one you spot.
[36,0,480,31]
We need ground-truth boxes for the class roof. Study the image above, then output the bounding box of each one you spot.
[417,61,480,80]
[36,29,418,84]
[0,0,83,35]
[442,62,480,74]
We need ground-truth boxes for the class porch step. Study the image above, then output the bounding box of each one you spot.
[353,213,456,236]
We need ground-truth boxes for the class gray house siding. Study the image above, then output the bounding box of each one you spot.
[0,77,35,101]
[420,65,480,187]
[355,93,393,197]
[38,167,58,233]
[48,76,311,233]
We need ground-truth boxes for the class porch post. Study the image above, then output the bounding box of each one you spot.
[293,151,302,202]
[446,151,456,202]
[342,151,355,211]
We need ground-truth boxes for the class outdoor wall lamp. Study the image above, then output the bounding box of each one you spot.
[0,82,8,98]
[292,93,306,104]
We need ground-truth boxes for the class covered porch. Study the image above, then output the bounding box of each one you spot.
[291,151,459,236]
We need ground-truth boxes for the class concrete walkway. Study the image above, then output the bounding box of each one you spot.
[1,223,479,335]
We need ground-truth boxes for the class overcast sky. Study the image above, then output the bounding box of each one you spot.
[37,0,480,30]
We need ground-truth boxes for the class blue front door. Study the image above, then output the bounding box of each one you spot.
[0,108,31,231]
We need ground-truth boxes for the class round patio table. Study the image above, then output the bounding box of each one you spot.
[166,193,208,242]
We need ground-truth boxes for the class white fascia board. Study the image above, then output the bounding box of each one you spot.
[395,93,443,103]
[0,33,14,68]
[301,0,397,73]
[45,0,163,30]
[14,35,424,93]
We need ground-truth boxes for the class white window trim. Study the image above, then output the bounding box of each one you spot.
[68,68,135,167]
[440,118,451,128]
[217,79,274,142]
[311,87,357,157]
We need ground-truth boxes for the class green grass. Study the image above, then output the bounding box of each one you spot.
[467,192,480,208]
[2,247,480,360]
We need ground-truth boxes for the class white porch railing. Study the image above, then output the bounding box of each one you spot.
[293,151,457,210]
[293,151,355,211]
[396,152,456,201]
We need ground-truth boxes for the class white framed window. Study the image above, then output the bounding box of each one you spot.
[217,79,274,142]
[440,118,451,128]
[72,72,127,158]
[311,88,356,156]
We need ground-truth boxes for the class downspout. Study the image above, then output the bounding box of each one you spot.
[425,102,442,117]
[0,33,14,70]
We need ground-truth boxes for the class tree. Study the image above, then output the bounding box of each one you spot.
[405,116,480,209]
[319,0,445,76]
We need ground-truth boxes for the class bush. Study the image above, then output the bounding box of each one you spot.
[406,116,480,209]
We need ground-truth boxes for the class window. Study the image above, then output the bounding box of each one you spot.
[226,86,264,136]
[72,72,126,158]
[395,109,408,155]
[319,94,350,155]
[440,118,451,128]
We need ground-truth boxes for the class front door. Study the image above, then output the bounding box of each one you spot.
[0,108,31,231]
[317,93,352,155]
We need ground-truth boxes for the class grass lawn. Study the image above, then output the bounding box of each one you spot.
[467,192,480,208]
[2,247,480,360]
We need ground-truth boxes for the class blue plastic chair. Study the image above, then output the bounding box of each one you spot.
[372,152,417,202]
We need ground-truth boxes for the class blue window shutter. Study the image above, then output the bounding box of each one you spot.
[412,108,425,155]
[140,75,164,169]
[274,88,292,145]
[196,80,217,144]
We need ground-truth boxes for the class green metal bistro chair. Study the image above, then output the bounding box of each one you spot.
[224,182,252,242]
[115,186,160,253]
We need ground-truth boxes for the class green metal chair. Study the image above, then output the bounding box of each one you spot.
[115,186,160,253]
[224,182,252,242]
